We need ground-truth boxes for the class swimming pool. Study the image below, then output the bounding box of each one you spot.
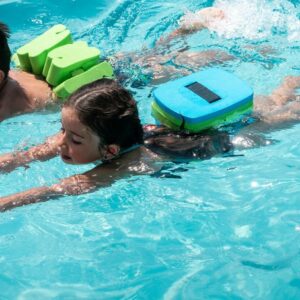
[1,0,300,298]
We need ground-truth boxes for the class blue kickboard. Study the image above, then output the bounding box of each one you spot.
[152,68,253,124]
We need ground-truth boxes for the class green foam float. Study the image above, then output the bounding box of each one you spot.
[152,68,254,133]
[54,61,114,100]
[43,41,101,86]
[15,24,114,100]
[16,24,72,75]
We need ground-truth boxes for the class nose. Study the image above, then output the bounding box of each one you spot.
[58,131,68,150]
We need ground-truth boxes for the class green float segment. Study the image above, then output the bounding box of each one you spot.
[15,24,114,99]
[16,24,72,75]
[43,41,101,86]
[54,62,114,100]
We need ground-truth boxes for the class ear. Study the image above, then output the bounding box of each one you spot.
[104,144,121,160]
[0,70,5,85]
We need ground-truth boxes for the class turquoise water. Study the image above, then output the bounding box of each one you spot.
[1,0,300,299]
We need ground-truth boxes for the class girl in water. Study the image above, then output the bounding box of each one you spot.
[0,76,300,211]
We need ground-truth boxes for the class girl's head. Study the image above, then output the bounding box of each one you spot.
[0,22,11,81]
[59,78,144,164]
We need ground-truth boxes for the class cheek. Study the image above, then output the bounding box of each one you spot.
[75,144,101,163]
[88,136,102,158]
[92,145,102,160]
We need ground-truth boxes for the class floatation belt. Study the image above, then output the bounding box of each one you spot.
[13,24,114,100]
[152,68,253,133]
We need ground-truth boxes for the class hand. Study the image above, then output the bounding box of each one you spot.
[179,7,225,32]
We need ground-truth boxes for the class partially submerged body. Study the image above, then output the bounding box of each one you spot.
[0,22,53,121]
[0,70,53,121]
[0,125,233,211]
[0,74,299,211]
[0,10,300,211]
[114,48,234,86]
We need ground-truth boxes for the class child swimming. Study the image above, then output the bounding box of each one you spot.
[0,78,230,210]
[0,76,300,211]
[0,78,145,209]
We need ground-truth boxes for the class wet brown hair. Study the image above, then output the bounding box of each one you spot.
[64,78,144,150]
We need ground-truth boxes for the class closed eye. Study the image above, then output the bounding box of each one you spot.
[72,139,82,145]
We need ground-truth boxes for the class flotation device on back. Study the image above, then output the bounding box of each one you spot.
[152,68,253,133]
[14,24,114,100]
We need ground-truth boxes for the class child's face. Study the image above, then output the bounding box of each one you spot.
[59,107,102,164]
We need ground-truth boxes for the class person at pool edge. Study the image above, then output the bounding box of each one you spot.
[0,22,52,121]
[1,75,300,211]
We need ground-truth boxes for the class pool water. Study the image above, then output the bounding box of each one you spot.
[1,0,300,299]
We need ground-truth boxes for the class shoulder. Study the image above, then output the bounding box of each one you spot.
[52,174,96,195]
[86,145,161,180]
[9,70,53,107]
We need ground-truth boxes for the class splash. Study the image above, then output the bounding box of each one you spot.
[287,15,300,41]
[204,0,299,41]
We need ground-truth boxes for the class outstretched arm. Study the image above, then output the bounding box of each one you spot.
[0,133,61,173]
[158,7,225,44]
[0,174,96,212]
[0,147,155,212]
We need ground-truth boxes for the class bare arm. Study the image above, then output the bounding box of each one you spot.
[0,133,61,173]
[0,165,138,212]
[158,7,225,44]
[0,147,157,212]
[0,186,61,212]
[0,174,96,212]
